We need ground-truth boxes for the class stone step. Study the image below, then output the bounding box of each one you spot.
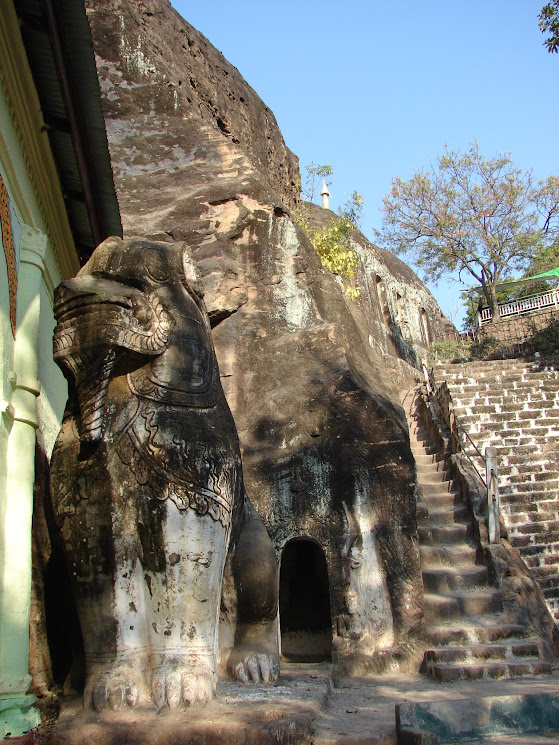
[456,410,558,427]
[425,623,529,647]
[417,503,470,526]
[532,575,559,600]
[543,585,559,601]
[497,444,547,457]
[521,563,559,577]
[532,501,559,517]
[509,520,559,538]
[410,442,439,457]
[423,593,460,623]
[450,382,559,399]
[461,445,557,467]
[511,532,559,549]
[445,366,559,380]
[498,435,559,448]
[450,372,527,385]
[459,411,559,428]
[416,467,449,483]
[419,484,461,501]
[457,588,503,617]
[448,380,559,396]
[459,401,558,416]
[423,588,503,622]
[417,522,471,544]
[458,401,559,415]
[435,355,532,368]
[420,543,477,568]
[473,422,558,438]
[418,490,463,509]
[525,551,559,568]
[498,463,553,479]
[499,459,559,473]
[452,386,559,402]
[425,660,552,683]
[537,574,559,592]
[511,537,559,556]
[412,452,445,467]
[503,477,559,493]
[500,490,558,508]
[410,433,439,450]
[447,374,559,387]
[453,364,559,375]
[423,640,541,666]
[507,508,559,525]
[505,467,559,482]
[415,468,448,483]
[422,566,488,593]
[440,363,528,375]
[410,423,431,435]
[473,393,559,407]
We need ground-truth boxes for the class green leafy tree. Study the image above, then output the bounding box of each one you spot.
[303,162,333,203]
[295,170,363,300]
[525,241,559,278]
[306,217,360,300]
[338,191,364,227]
[489,178,559,300]
[377,143,559,321]
[540,0,559,53]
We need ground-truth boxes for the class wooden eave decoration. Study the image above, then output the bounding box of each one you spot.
[0,2,79,279]
[11,0,122,265]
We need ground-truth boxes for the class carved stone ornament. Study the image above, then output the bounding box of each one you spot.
[50,237,279,711]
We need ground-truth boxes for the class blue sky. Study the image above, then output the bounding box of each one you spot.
[171,0,558,328]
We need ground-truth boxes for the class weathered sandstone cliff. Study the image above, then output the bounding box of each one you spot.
[81,0,453,671]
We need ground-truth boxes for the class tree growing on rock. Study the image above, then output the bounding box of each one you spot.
[376,143,559,321]
[302,162,333,203]
[338,190,365,227]
[303,189,365,300]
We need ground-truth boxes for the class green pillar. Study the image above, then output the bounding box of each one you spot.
[0,226,46,737]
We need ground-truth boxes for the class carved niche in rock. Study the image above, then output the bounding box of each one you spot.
[50,237,279,711]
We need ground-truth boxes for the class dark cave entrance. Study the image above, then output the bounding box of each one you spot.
[279,538,332,661]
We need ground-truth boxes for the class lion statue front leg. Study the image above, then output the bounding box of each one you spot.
[227,501,280,685]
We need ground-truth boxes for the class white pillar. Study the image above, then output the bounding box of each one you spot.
[485,446,500,545]
[320,180,330,210]
[0,226,46,737]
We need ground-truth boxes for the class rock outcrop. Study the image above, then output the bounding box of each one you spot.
[79,0,453,672]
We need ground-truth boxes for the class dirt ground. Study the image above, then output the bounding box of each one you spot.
[28,663,559,744]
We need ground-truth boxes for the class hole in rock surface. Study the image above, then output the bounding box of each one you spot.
[279,538,332,662]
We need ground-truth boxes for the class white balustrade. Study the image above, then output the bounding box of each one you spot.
[480,288,559,325]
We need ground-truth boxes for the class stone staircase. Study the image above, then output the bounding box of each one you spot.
[431,357,559,623]
[404,389,552,682]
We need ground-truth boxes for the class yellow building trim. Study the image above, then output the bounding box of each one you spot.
[0,3,80,280]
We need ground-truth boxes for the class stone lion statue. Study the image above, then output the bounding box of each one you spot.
[50,237,279,711]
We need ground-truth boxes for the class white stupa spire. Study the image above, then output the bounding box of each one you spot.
[320,180,330,210]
